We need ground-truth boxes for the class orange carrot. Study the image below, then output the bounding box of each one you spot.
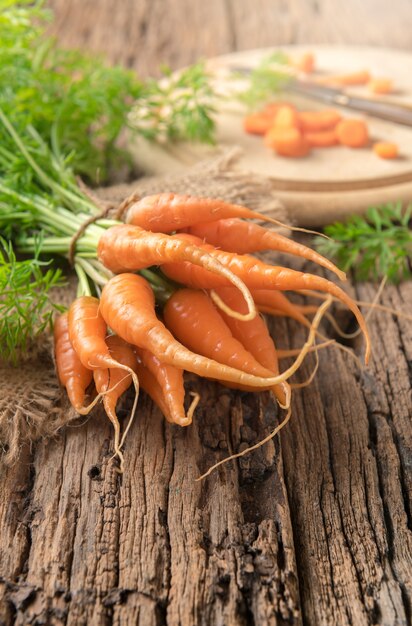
[97,224,256,321]
[368,78,393,94]
[134,346,198,426]
[336,119,369,148]
[212,287,291,407]
[304,129,338,148]
[298,110,341,132]
[125,193,286,233]
[184,218,346,280]
[273,105,300,129]
[373,142,398,159]
[99,274,310,387]
[244,289,314,327]
[54,312,94,414]
[289,52,315,74]
[244,112,275,135]
[94,335,138,466]
[319,70,370,86]
[163,288,294,398]
[265,126,311,157]
[67,296,139,419]
[161,236,371,362]
[133,359,175,420]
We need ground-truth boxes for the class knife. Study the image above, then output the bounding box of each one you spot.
[229,66,412,128]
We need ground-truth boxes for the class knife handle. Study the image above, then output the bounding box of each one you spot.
[334,94,412,127]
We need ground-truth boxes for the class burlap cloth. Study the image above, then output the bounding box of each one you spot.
[0,151,287,465]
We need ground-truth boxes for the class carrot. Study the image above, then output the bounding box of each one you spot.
[68,296,140,440]
[54,312,95,415]
[163,288,302,403]
[368,78,393,95]
[133,359,176,420]
[265,126,311,157]
[243,112,275,135]
[298,110,341,132]
[211,287,291,407]
[319,70,370,86]
[124,193,289,233]
[273,105,300,129]
[289,52,315,74]
[134,346,198,426]
[373,142,398,159]
[304,129,339,147]
[242,289,314,327]
[161,236,371,363]
[99,273,317,387]
[336,119,369,148]
[184,218,346,280]
[97,224,256,322]
[93,335,138,469]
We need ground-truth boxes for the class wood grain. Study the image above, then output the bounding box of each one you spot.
[1,277,412,625]
[47,0,412,78]
[1,4,412,625]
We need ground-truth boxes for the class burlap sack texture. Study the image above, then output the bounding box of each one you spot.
[0,151,287,465]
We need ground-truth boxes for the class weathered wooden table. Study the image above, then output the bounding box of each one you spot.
[1,3,412,625]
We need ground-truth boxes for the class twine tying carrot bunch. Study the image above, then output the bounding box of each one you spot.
[54,192,371,476]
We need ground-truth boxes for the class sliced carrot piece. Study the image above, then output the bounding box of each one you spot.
[273,105,300,129]
[304,129,338,148]
[243,113,274,135]
[368,79,393,95]
[299,109,342,132]
[319,70,370,86]
[265,126,311,157]
[290,52,315,74]
[373,142,398,159]
[336,119,369,148]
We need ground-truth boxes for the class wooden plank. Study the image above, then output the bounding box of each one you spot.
[1,279,411,625]
[47,0,412,78]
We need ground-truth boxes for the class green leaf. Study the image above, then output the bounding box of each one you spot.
[315,203,412,283]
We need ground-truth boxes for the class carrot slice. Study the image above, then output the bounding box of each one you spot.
[265,126,311,157]
[336,119,369,148]
[368,79,393,95]
[243,113,274,135]
[319,70,370,86]
[373,142,398,159]
[299,109,341,132]
[290,52,315,74]
[273,105,300,129]
[304,129,338,147]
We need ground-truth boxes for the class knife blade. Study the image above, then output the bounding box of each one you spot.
[229,65,412,128]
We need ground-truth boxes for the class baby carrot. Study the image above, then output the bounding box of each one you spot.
[373,142,398,159]
[134,346,198,426]
[336,119,369,148]
[94,335,138,466]
[298,110,341,132]
[97,224,256,321]
[54,312,94,414]
[161,238,371,363]
[99,273,307,388]
[125,193,287,233]
[184,218,346,280]
[250,289,314,326]
[212,287,291,407]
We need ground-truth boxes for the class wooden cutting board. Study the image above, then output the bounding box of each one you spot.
[131,45,412,226]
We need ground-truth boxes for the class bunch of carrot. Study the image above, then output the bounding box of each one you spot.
[53,193,371,471]
[244,101,398,159]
